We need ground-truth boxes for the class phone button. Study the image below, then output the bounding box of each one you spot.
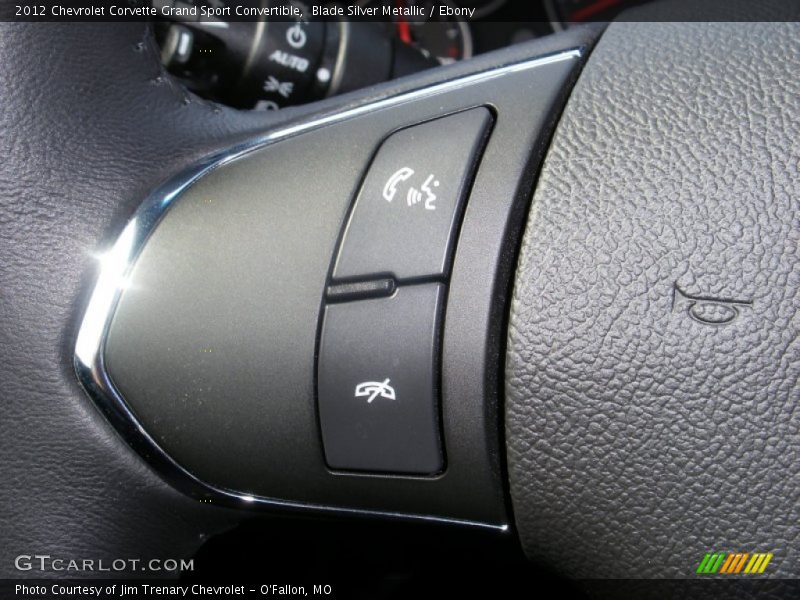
[332,108,492,281]
[317,284,444,474]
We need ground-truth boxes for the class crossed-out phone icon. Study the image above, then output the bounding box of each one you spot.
[354,379,396,403]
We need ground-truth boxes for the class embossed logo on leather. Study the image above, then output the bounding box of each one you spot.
[672,285,753,326]
[697,552,773,574]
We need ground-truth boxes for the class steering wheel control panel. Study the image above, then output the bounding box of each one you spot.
[77,40,586,527]
[319,284,447,473]
[332,109,492,280]
[318,109,492,474]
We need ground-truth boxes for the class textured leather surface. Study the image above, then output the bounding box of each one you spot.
[506,20,800,580]
[0,22,279,578]
[0,22,599,577]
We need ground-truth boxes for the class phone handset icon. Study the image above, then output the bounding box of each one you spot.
[354,379,396,404]
[382,167,415,202]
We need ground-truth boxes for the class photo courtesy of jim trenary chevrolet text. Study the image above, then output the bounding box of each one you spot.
[1,1,798,599]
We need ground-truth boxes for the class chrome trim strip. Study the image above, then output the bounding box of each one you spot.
[73,48,581,531]
[326,20,349,98]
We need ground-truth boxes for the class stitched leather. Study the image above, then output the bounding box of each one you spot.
[0,22,599,577]
[506,20,800,579]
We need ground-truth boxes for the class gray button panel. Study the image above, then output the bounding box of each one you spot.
[332,108,492,281]
[317,284,444,474]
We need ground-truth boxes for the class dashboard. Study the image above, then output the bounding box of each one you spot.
[354,0,648,59]
[158,0,648,110]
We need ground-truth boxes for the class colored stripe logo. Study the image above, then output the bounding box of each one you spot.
[696,552,773,574]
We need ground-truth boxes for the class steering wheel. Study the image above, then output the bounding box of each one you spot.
[1,4,798,591]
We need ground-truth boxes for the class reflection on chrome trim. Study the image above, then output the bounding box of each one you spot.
[73,48,581,531]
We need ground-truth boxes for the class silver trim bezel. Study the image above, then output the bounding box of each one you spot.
[73,49,581,531]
